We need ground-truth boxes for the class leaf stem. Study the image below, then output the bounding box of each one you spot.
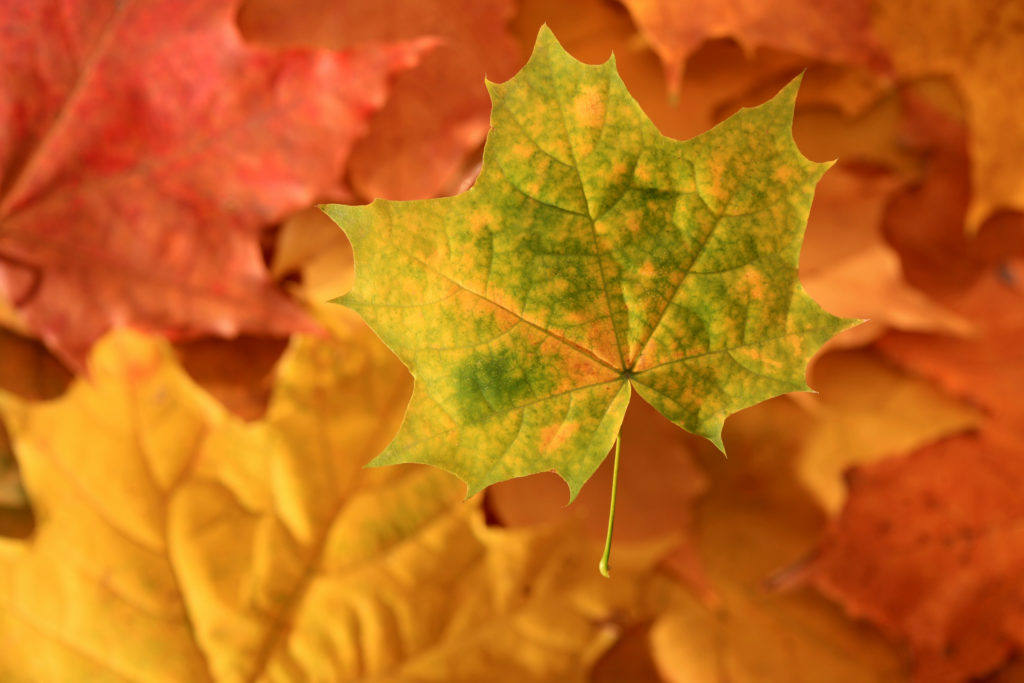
[598,431,622,578]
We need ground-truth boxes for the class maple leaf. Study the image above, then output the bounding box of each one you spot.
[617,0,887,98]
[801,428,1024,683]
[0,0,430,370]
[323,27,852,499]
[0,309,657,681]
[239,0,521,201]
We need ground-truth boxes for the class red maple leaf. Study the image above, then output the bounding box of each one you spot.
[804,427,1024,683]
[0,0,430,370]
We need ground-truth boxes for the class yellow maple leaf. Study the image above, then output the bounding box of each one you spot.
[0,308,654,682]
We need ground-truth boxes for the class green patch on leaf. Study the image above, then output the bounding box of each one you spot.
[323,26,854,500]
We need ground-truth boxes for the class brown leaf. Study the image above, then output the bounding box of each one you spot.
[238,0,521,200]
[0,0,430,369]
[802,428,1024,682]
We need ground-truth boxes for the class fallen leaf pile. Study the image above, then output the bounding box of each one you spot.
[0,0,1021,680]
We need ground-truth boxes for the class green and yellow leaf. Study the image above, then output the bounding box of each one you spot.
[324,26,852,498]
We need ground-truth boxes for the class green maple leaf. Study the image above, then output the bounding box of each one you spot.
[323,26,853,502]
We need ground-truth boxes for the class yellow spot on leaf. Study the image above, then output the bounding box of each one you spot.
[468,209,495,235]
[773,165,795,182]
[625,210,642,234]
[541,420,581,452]
[572,85,605,129]
[512,142,534,160]
[742,267,765,298]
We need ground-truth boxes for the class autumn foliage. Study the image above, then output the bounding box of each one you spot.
[1,0,1022,681]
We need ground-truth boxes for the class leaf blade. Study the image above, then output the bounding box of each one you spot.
[326,26,853,497]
